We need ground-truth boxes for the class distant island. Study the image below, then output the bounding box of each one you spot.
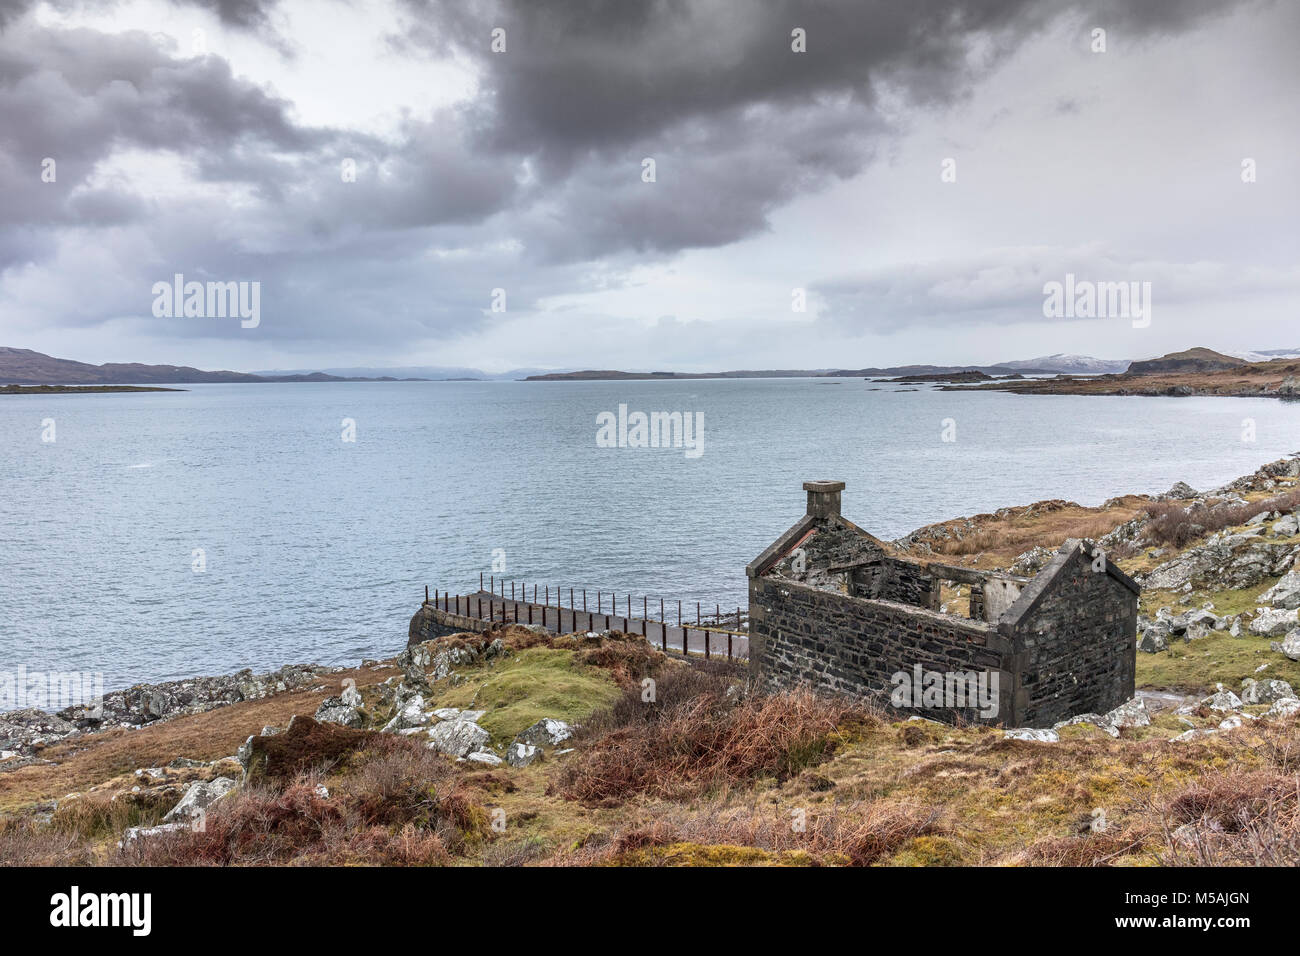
[947,349,1300,400]
[0,384,182,394]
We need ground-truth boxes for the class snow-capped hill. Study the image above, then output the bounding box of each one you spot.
[997,354,1130,374]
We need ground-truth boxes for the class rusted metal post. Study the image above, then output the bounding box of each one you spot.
[480,572,484,590]
[528,604,532,624]
[570,588,574,609]
[512,582,515,600]
[678,601,682,626]
[545,585,549,605]
[728,633,733,661]
[477,596,482,619]
[490,575,494,593]
[683,627,688,656]
[705,630,711,660]
[583,589,587,611]
[661,622,667,652]
[696,602,701,625]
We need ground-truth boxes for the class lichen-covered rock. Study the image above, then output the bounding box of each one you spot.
[314,696,363,728]
[1009,546,1054,576]
[1052,714,1119,738]
[1138,625,1169,654]
[1265,697,1300,719]
[465,751,503,766]
[1201,684,1243,712]
[1279,631,1300,661]
[1250,608,1300,637]
[515,718,573,749]
[119,822,190,847]
[399,640,479,686]
[382,694,429,732]
[1141,536,1299,593]
[1103,697,1151,729]
[426,719,490,757]
[1240,677,1295,705]
[506,742,543,767]
[1003,728,1059,742]
[1171,727,1218,742]
[1261,568,1300,610]
[161,777,237,823]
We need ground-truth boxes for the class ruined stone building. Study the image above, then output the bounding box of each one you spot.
[747,481,1138,728]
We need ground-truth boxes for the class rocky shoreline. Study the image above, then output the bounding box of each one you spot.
[1,664,340,770]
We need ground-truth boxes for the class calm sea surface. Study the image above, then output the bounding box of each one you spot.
[2,379,1297,689]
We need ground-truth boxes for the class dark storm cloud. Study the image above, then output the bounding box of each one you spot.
[0,22,317,244]
[0,0,1265,357]
[387,0,1247,258]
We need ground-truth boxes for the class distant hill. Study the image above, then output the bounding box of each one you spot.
[0,348,434,385]
[997,353,1130,374]
[1126,348,1248,376]
[0,347,265,385]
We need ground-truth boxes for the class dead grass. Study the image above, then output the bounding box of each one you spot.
[1157,769,1300,866]
[552,687,880,806]
[116,738,494,865]
[0,816,100,866]
[1143,487,1300,548]
[550,800,951,866]
[907,498,1145,568]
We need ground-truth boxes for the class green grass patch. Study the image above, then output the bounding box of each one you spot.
[1136,631,1300,694]
[432,647,622,743]
[1140,579,1277,621]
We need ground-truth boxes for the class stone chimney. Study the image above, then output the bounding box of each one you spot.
[804,480,844,519]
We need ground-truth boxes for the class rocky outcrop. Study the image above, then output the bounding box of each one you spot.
[0,709,78,759]
[57,664,332,731]
[1260,566,1300,609]
[1250,608,1300,637]
[314,684,364,727]
[1139,531,1298,593]
[1241,678,1295,705]
[506,742,544,767]
[426,719,491,757]
[161,777,238,823]
[516,718,574,749]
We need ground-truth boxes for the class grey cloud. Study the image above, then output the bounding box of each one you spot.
[814,250,1300,331]
[389,0,1249,260]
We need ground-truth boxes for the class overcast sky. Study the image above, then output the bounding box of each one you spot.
[0,0,1296,372]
